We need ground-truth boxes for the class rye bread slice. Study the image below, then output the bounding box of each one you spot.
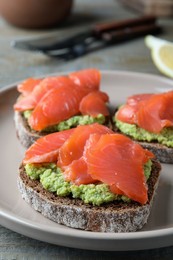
[17,160,161,232]
[14,111,112,149]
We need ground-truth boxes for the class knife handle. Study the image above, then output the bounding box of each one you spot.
[101,24,161,43]
[93,15,157,35]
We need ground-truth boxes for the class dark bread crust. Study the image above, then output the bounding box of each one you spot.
[14,111,112,148]
[17,160,161,232]
[14,111,45,148]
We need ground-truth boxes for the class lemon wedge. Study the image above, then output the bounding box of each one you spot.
[145,35,173,78]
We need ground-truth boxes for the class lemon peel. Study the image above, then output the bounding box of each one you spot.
[145,35,173,78]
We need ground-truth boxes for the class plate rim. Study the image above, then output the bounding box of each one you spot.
[1,69,173,251]
[1,69,173,93]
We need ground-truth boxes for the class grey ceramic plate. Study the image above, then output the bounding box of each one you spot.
[1,70,173,251]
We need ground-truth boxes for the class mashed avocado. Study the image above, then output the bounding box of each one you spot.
[25,163,58,180]
[115,118,173,148]
[23,110,32,120]
[23,110,106,132]
[25,161,152,206]
[43,114,106,132]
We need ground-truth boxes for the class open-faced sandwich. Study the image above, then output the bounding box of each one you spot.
[14,68,111,148]
[114,91,173,163]
[17,123,161,232]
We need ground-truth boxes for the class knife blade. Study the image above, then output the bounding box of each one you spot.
[12,15,158,52]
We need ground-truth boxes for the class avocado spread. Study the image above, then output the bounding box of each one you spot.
[23,110,106,132]
[115,118,173,148]
[25,160,152,206]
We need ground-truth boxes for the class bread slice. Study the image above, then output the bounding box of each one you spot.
[14,111,112,148]
[17,159,161,232]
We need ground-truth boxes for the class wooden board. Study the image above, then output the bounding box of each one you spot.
[118,0,173,16]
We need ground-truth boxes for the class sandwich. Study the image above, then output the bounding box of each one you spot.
[14,68,111,148]
[114,91,173,163]
[17,123,161,232]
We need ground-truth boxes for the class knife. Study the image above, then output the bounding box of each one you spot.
[12,15,159,53]
[41,23,161,60]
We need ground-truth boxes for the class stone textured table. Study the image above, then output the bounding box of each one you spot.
[0,0,173,259]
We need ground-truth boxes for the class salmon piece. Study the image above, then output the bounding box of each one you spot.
[23,128,74,164]
[63,157,96,185]
[109,184,124,195]
[63,134,101,185]
[116,93,153,124]
[85,133,154,204]
[17,78,42,96]
[28,83,89,131]
[116,104,137,124]
[79,91,110,117]
[14,69,101,111]
[58,123,113,169]
[117,91,173,133]
[14,76,72,111]
[69,68,100,91]
[137,91,173,133]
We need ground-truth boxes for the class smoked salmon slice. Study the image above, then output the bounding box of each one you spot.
[116,104,137,124]
[58,123,113,169]
[17,78,42,96]
[79,91,110,117]
[116,91,173,133]
[14,76,73,111]
[23,128,74,164]
[28,84,90,131]
[116,93,154,125]
[69,68,100,91]
[84,133,154,204]
[137,92,173,133]
[63,157,95,185]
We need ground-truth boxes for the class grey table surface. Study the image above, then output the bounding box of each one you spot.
[0,0,173,259]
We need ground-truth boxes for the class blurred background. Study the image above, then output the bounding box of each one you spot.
[0,0,172,87]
